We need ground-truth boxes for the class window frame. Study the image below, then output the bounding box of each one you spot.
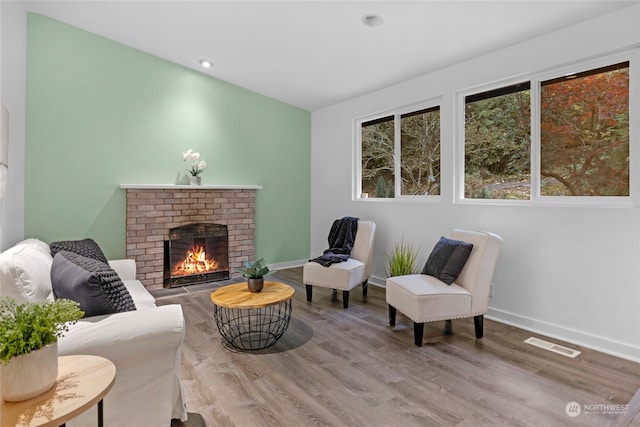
[456,49,638,207]
[460,80,532,202]
[354,98,443,202]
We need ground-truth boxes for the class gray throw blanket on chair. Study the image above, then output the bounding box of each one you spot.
[309,216,359,267]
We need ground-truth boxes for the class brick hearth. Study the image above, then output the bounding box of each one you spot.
[121,184,261,290]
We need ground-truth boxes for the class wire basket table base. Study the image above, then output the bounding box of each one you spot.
[213,299,292,350]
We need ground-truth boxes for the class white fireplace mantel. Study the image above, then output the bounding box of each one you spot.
[119,184,263,190]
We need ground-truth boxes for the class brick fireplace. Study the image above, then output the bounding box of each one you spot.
[120,184,261,290]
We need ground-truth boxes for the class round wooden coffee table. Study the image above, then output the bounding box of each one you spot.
[210,281,295,351]
[1,354,116,427]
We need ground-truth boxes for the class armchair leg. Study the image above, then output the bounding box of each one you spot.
[414,322,424,346]
[474,315,484,338]
[444,319,452,336]
[388,305,396,327]
[305,285,312,302]
[362,280,368,296]
[342,291,350,309]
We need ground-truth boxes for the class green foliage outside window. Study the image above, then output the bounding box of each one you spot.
[401,108,440,196]
[464,61,629,200]
[361,107,441,198]
[465,88,531,200]
[361,59,630,202]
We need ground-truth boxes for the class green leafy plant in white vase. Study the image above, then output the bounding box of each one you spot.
[0,297,84,401]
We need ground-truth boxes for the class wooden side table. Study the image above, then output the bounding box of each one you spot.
[210,281,295,350]
[1,355,116,427]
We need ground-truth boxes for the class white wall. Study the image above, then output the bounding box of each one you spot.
[311,6,640,361]
[0,1,27,250]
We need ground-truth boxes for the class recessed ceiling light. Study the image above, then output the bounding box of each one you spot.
[362,14,383,27]
[199,59,213,69]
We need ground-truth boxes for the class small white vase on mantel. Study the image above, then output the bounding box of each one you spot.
[1,342,58,402]
[189,176,202,185]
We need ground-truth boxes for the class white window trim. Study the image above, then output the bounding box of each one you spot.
[354,98,443,202]
[456,48,639,207]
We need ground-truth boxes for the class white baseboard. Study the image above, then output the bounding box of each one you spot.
[368,274,387,288]
[487,307,640,363]
[268,259,308,271]
[355,275,640,362]
[267,266,639,362]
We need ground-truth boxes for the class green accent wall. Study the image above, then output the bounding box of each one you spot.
[25,14,310,262]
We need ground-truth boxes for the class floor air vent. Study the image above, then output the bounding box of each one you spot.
[524,337,581,358]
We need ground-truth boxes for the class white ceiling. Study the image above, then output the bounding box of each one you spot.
[23,0,639,111]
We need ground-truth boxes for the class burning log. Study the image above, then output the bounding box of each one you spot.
[173,245,219,276]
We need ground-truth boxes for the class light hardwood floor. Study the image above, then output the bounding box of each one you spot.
[160,268,640,427]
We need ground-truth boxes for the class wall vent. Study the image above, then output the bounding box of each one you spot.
[524,337,581,358]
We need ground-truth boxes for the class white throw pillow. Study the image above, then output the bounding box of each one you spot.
[16,238,52,256]
[0,244,54,303]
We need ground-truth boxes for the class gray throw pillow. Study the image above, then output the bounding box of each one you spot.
[51,251,136,317]
[423,237,473,285]
[50,238,109,264]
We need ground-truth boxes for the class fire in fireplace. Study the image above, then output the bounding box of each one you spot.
[164,223,229,288]
[172,245,220,276]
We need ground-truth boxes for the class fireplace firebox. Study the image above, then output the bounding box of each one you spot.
[164,223,229,288]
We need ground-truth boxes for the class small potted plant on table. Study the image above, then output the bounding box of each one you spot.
[235,258,272,293]
[0,297,84,402]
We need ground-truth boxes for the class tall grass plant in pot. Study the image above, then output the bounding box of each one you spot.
[385,237,422,277]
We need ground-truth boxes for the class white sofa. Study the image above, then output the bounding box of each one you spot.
[0,238,188,426]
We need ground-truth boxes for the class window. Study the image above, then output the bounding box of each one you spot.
[540,62,629,196]
[361,116,394,198]
[461,55,632,203]
[401,107,441,196]
[359,103,441,199]
[464,83,531,199]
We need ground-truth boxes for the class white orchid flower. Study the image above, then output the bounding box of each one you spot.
[182,149,207,176]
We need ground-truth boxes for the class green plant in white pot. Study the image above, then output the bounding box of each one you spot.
[235,258,272,293]
[385,237,422,277]
[0,297,83,402]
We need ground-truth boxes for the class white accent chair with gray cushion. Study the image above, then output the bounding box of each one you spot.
[303,220,376,309]
[386,229,502,346]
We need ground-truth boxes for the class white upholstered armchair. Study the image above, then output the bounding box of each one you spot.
[386,229,502,346]
[303,220,376,309]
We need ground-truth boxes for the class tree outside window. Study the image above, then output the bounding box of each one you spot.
[401,107,441,196]
[361,105,441,199]
[361,116,394,198]
[463,59,630,200]
[540,62,629,196]
[464,83,531,199]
